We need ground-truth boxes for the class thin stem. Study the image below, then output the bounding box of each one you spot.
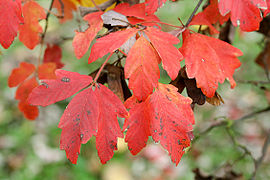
[93,53,113,82]
[139,21,183,28]
[90,0,102,12]
[118,49,128,57]
[37,0,55,68]
[185,0,204,27]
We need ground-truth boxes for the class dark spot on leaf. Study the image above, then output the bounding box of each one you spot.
[80,134,84,140]
[42,82,49,88]
[166,87,171,92]
[87,110,91,115]
[61,77,70,82]
[154,130,157,133]
[158,132,162,136]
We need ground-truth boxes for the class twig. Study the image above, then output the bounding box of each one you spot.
[194,106,270,141]
[79,0,116,17]
[226,127,256,164]
[185,0,204,27]
[90,0,102,12]
[93,53,113,82]
[118,49,128,57]
[251,130,270,180]
[37,0,55,67]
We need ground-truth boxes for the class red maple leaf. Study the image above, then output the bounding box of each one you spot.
[72,11,103,59]
[144,27,183,80]
[180,31,242,97]
[125,35,161,101]
[18,101,39,120]
[0,0,23,49]
[218,0,266,31]
[43,44,64,68]
[19,0,46,49]
[124,83,194,165]
[28,70,93,106]
[88,28,139,63]
[28,70,128,164]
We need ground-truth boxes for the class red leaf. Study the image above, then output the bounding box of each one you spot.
[144,27,183,80]
[148,83,194,165]
[19,0,46,49]
[28,70,93,106]
[88,28,139,64]
[180,31,242,97]
[16,77,38,101]
[145,0,167,14]
[190,0,230,34]
[124,101,150,155]
[0,0,23,49]
[59,88,99,164]
[43,44,64,68]
[94,84,127,164]
[8,62,36,87]
[59,84,127,164]
[113,3,146,19]
[38,63,57,80]
[72,12,103,59]
[18,101,39,120]
[218,0,264,31]
[125,36,161,101]
[53,0,77,23]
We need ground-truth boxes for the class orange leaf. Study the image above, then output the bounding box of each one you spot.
[16,77,38,101]
[72,11,103,59]
[125,35,160,101]
[19,0,46,49]
[18,101,39,120]
[8,62,36,87]
[38,63,57,80]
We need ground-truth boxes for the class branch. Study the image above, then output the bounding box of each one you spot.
[251,130,270,180]
[185,0,204,27]
[79,0,116,17]
[194,106,270,141]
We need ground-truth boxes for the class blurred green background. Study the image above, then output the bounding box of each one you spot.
[1,0,270,179]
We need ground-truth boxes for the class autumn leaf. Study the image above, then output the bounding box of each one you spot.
[8,62,36,88]
[53,83,127,164]
[124,83,194,165]
[88,28,139,63]
[113,3,160,26]
[43,44,64,68]
[15,77,38,101]
[73,11,103,59]
[218,0,266,31]
[180,31,242,97]
[38,63,57,80]
[144,27,183,80]
[28,70,93,106]
[145,0,167,14]
[53,0,77,23]
[123,100,150,155]
[19,0,46,49]
[0,0,23,49]
[18,101,39,120]
[125,35,161,101]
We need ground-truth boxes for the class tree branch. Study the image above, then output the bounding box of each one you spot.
[79,0,116,17]
[185,0,204,27]
[251,130,270,180]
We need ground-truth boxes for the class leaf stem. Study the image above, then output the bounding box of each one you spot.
[185,0,204,27]
[93,53,113,82]
[138,21,183,28]
[90,0,103,12]
[118,49,128,57]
